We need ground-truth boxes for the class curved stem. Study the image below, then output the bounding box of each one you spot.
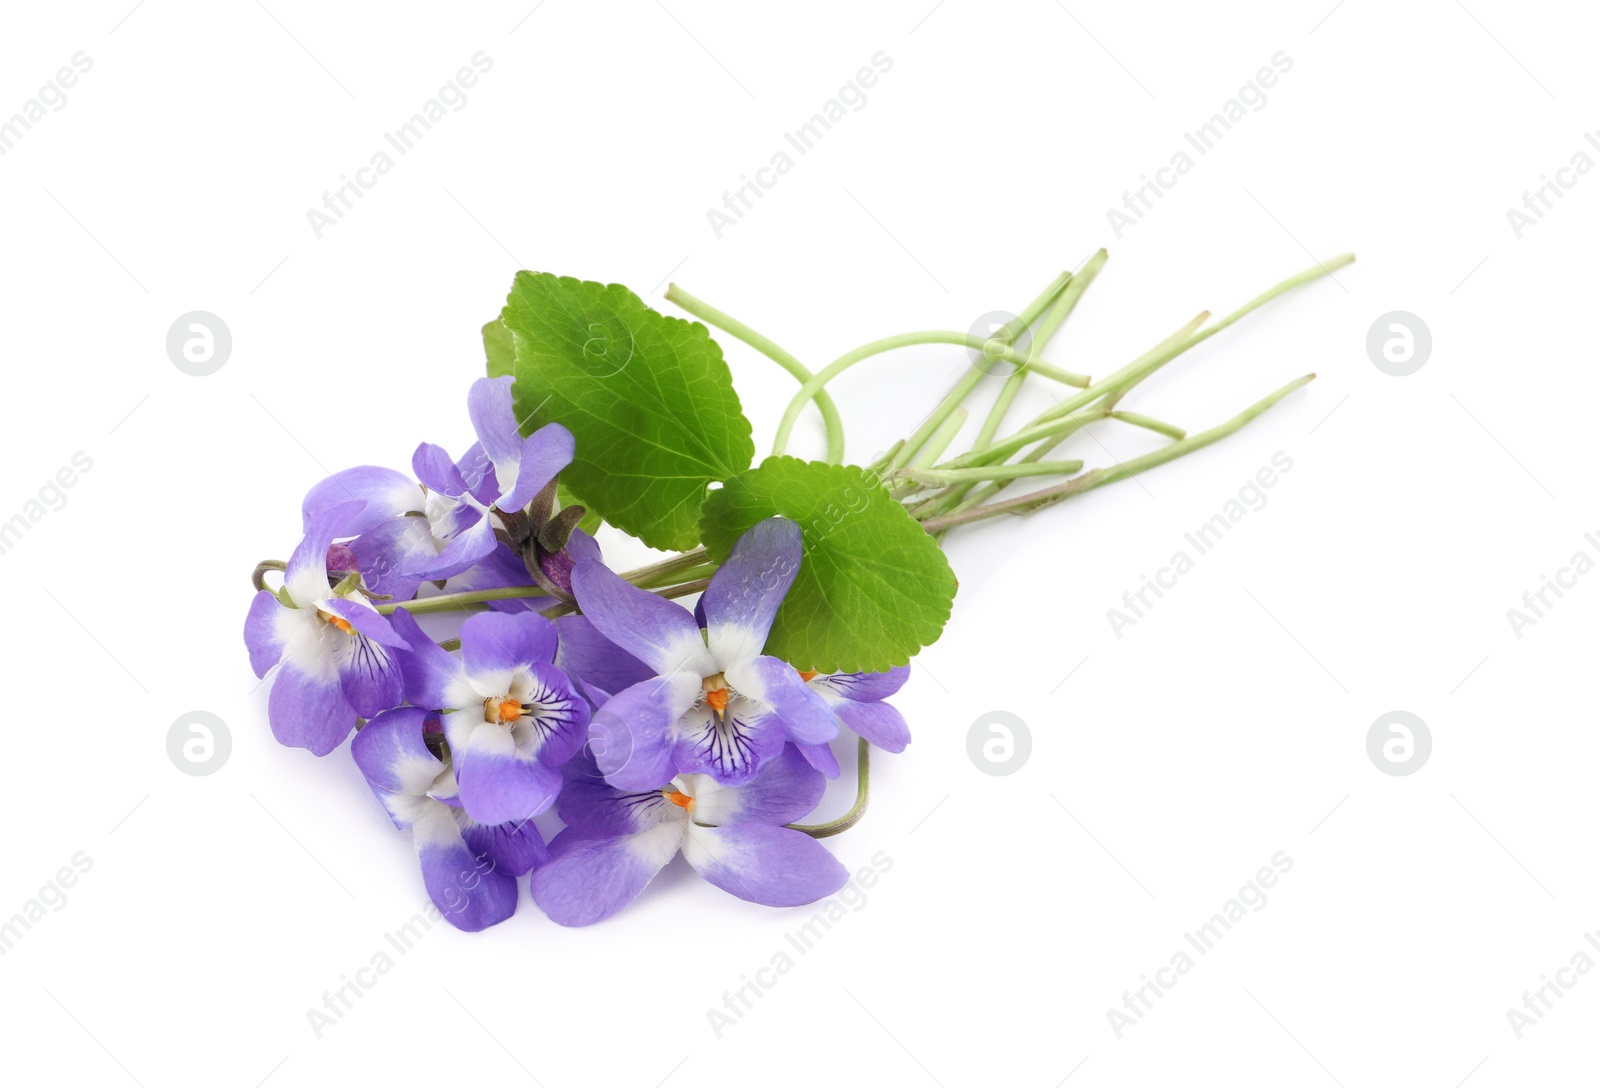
[773,331,1047,457]
[790,737,869,838]
[665,284,847,463]
[251,560,286,593]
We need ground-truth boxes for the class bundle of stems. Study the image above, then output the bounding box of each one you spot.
[667,250,1351,540]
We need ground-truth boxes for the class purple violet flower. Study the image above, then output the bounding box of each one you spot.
[404,376,574,582]
[353,707,546,931]
[389,609,590,825]
[301,461,482,601]
[570,517,841,790]
[530,746,847,926]
[243,500,406,755]
[794,666,913,776]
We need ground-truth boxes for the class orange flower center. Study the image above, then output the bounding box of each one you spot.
[797,668,818,682]
[705,687,729,715]
[316,609,354,634]
[484,697,523,724]
[664,789,694,811]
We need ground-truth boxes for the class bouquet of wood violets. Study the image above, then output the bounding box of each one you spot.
[243,247,1351,930]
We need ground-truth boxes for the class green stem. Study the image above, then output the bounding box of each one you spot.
[647,577,711,600]
[937,426,1082,517]
[1028,250,1108,363]
[943,405,1181,518]
[665,284,847,464]
[951,250,1110,514]
[1009,311,1210,445]
[374,558,715,617]
[916,309,1206,519]
[772,330,1055,457]
[617,547,710,587]
[251,560,286,592]
[378,586,550,616]
[1110,410,1186,441]
[1181,254,1355,354]
[942,407,1108,472]
[631,561,719,589]
[965,252,1352,464]
[906,408,1105,520]
[1024,360,1093,388]
[905,459,1085,487]
[889,368,988,472]
[535,576,712,621]
[1096,254,1352,416]
[1000,269,1073,342]
[789,738,869,838]
[908,407,968,470]
[866,439,905,477]
[775,267,1089,468]
[920,374,1316,532]
[886,330,1091,476]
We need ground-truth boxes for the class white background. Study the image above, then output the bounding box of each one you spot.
[1,0,1593,1084]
